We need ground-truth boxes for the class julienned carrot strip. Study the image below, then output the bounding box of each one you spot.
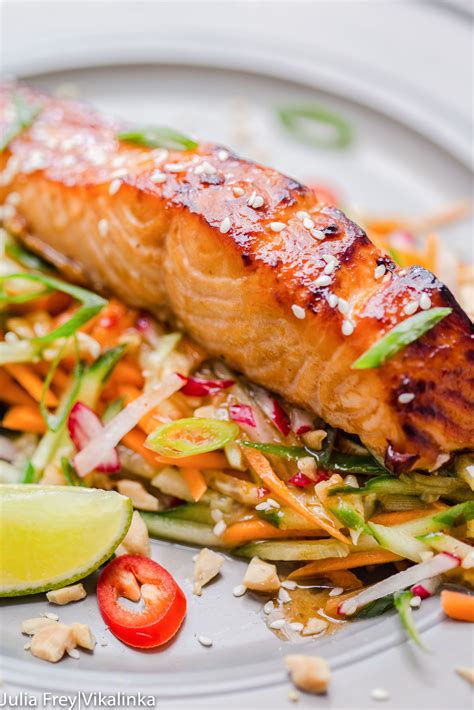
[287,550,403,580]
[441,590,474,622]
[221,519,317,547]
[243,448,349,544]
[369,506,447,526]
[4,364,58,407]
[319,570,363,590]
[181,468,207,502]
[121,427,229,469]
[2,405,46,434]
[34,362,70,391]
[0,370,35,406]
[116,384,142,405]
[111,360,144,388]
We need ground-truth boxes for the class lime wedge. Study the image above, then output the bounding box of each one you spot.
[0,485,132,596]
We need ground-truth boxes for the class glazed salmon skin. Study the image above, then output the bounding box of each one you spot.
[0,85,473,472]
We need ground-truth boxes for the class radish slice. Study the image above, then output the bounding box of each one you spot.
[289,407,313,435]
[338,553,460,616]
[68,402,120,473]
[411,576,441,599]
[180,375,234,396]
[74,373,183,477]
[252,386,291,436]
[229,403,256,428]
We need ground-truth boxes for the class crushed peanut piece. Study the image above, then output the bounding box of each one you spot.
[301,430,327,451]
[285,655,331,695]
[70,623,96,650]
[116,479,159,511]
[116,511,151,557]
[456,666,474,685]
[22,618,58,635]
[46,583,87,605]
[193,547,224,596]
[302,618,329,636]
[243,556,281,593]
[29,623,75,663]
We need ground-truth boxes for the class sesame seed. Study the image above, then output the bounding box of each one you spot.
[219,217,232,234]
[111,167,128,178]
[195,160,216,175]
[342,320,354,336]
[296,211,310,219]
[98,219,109,237]
[337,298,349,314]
[255,501,271,511]
[108,179,121,195]
[165,162,188,173]
[289,622,304,632]
[150,170,167,183]
[288,690,300,702]
[322,253,338,263]
[278,588,292,603]
[252,195,265,209]
[197,635,213,647]
[270,222,286,232]
[374,264,386,279]
[404,300,419,316]
[213,520,227,537]
[67,648,80,659]
[269,619,286,630]
[217,149,229,162]
[24,643,31,651]
[410,595,421,608]
[311,229,325,240]
[112,155,126,168]
[327,293,339,308]
[382,272,392,283]
[398,392,415,404]
[232,584,246,597]
[211,508,223,522]
[323,261,337,275]
[329,586,344,597]
[99,639,108,647]
[303,217,315,229]
[419,293,431,310]
[44,612,59,621]
[291,304,306,320]
[232,186,245,197]
[281,580,297,590]
[370,688,390,701]
[314,275,332,288]
[266,498,280,509]
[263,601,274,614]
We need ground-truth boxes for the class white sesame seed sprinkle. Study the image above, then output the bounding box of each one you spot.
[370,688,390,701]
[314,274,332,288]
[67,648,80,659]
[98,219,109,237]
[288,690,300,702]
[108,179,121,195]
[410,595,422,608]
[291,304,306,320]
[217,149,229,162]
[374,264,386,279]
[398,392,415,404]
[232,186,245,197]
[247,190,256,207]
[311,229,325,240]
[213,520,227,537]
[303,217,315,230]
[278,588,292,603]
[270,221,286,233]
[324,261,337,275]
[342,320,354,336]
[419,293,431,310]
[255,501,271,511]
[404,300,419,316]
[337,298,349,314]
[281,580,297,590]
[233,584,247,597]
[44,612,59,621]
[251,195,265,209]
[328,293,339,308]
[296,211,310,219]
[111,167,128,178]
[219,217,232,234]
[150,170,167,183]
[322,253,338,263]
[24,643,31,651]
[263,601,274,614]
[195,160,216,175]
[210,508,223,522]
[382,272,392,283]
[197,635,213,647]
[329,586,344,597]
[289,622,304,632]
[266,498,280,509]
[269,619,286,630]
[165,162,187,173]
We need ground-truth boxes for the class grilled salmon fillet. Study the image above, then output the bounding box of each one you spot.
[1,85,473,472]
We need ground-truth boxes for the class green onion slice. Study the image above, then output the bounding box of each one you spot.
[0,273,107,365]
[5,242,52,272]
[40,338,83,432]
[277,104,352,150]
[145,418,239,458]
[117,127,197,151]
[394,590,427,651]
[1,93,41,152]
[352,307,452,370]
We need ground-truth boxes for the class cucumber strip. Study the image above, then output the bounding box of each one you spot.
[234,539,350,561]
[330,499,371,535]
[394,590,427,651]
[329,474,471,500]
[367,521,429,562]
[141,512,226,548]
[454,455,474,491]
[417,532,474,564]
[257,506,321,531]
[161,504,214,525]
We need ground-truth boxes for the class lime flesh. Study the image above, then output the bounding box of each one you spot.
[0,485,132,596]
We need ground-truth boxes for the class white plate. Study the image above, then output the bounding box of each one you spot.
[1,20,472,710]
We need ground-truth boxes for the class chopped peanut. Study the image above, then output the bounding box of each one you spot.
[193,548,224,595]
[29,623,75,663]
[116,511,151,557]
[243,556,280,593]
[70,623,96,650]
[116,479,159,511]
[21,617,58,635]
[302,618,328,636]
[301,430,327,451]
[456,666,474,685]
[41,463,65,485]
[296,456,318,480]
[285,655,331,695]
[46,583,87,605]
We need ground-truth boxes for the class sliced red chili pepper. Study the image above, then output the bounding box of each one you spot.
[288,472,313,487]
[97,555,187,648]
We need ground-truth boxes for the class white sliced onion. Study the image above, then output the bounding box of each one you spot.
[74,373,183,477]
[339,553,459,616]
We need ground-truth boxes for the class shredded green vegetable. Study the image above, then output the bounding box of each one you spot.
[352,307,452,369]
[394,590,427,651]
[0,93,41,152]
[277,104,352,150]
[117,127,197,151]
[40,339,83,432]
